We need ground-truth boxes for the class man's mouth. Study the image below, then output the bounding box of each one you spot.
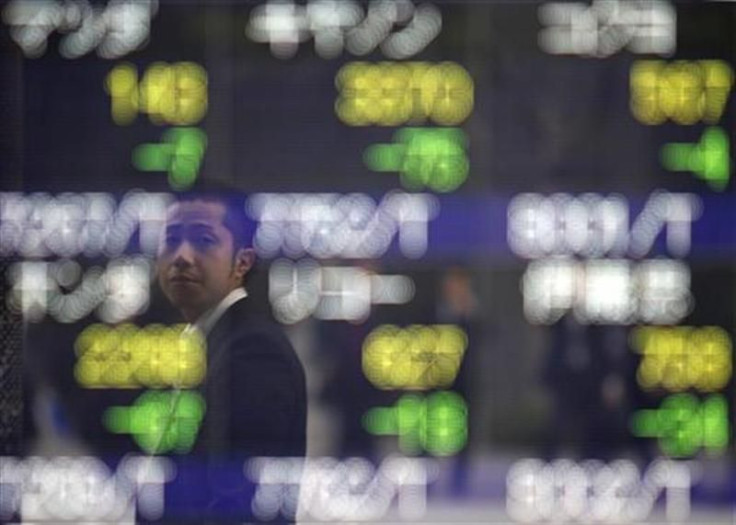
[169,275,200,283]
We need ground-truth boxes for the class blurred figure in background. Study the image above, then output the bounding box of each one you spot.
[436,266,480,495]
[541,313,632,460]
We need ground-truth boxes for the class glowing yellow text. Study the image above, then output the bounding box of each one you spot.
[630,60,733,125]
[105,62,208,126]
[335,62,474,126]
[75,323,206,388]
[632,326,732,392]
[362,324,467,390]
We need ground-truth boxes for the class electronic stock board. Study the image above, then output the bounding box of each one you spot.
[0,1,735,522]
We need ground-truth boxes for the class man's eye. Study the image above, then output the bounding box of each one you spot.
[194,236,216,246]
[165,235,181,246]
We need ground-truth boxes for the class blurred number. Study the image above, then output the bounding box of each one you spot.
[106,62,208,126]
[104,390,205,454]
[75,324,206,388]
[363,391,467,456]
[633,326,732,392]
[365,128,469,192]
[630,60,733,125]
[362,325,467,390]
[132,128,208,190]
[661,126,731,192]
[336,61,474,126]
[631,394,729,457]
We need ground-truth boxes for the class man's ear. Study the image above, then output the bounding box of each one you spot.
[233,248,256,280]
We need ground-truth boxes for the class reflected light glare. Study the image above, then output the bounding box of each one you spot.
[522,258,692,325]
[506,458,693,523]
[246,2,309,59]
[8,257,154,323]
[0,455,173,522]
[246,0,440,59]
[3,0,158,59]
[507,191,700,260]
[538,0,676,57]
[578,260,635,324]
[0,192,171,258]
[380,3,442,60]
[248,192,438,259]
[370,274,415,304]
[98,256,152,323]
[307,0,363,59]
[246,456,435,522]
[268,259,415,324]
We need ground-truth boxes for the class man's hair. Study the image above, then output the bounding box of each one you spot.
[174,190,252,251]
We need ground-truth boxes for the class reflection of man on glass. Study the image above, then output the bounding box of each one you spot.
[157,192,306,458]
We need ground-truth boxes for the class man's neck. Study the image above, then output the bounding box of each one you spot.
[189,287,248,336]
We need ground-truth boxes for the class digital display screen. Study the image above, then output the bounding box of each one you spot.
[1,1,735,523]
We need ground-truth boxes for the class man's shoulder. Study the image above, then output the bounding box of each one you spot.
[195,296,307,459]
[210,296,276,334]
[208,297,301,364]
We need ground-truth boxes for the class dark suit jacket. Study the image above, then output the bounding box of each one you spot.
[192,296,307,458]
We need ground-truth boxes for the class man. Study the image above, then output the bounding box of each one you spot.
[157,193,306,459]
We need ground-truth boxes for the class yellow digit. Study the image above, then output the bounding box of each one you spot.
[104,324,136,387]
[75,324,108,386]
[360,64,386,124]
[630,61,665,125]
[105,63,138,125]
[335,62,372,126]
[431,63,474,125]
[378,62,412,126]
[407,325,436,389]
[437,325,467,376]
[403,62,427,119]
[664,328,688,390]
[694,327,731,391]
[363,325,396,388]
[173,62,208,125]
[177,329,206,387]
[388,326,412,387]
[658,62,702,125]
[635,327,657,389]
[140,62,176,125]
[701,60,734,123]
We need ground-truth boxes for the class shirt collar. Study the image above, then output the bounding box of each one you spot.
[188,287,248,337]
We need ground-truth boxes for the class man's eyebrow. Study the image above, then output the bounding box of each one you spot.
[189,223,218,233]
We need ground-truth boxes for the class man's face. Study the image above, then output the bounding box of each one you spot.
[157,200,248,321]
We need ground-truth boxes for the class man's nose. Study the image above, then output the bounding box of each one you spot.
[172,241,196,267]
